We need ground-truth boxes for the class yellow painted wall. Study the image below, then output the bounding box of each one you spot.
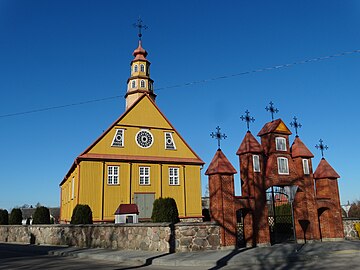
[184,165,202,217]
[60,167,78,222]
[88,96,198,159]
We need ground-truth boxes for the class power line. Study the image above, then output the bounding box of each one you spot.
[1,49,359,119]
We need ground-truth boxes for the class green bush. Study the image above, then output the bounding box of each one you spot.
[32,206,50,224]
[0,209,9,225]
[151,197,180,223]
[9,208,22,225]
[71,204,93,224]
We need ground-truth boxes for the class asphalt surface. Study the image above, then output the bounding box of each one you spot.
[1,240,360,269]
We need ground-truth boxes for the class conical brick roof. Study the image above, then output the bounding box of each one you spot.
[205,149,237,175]
[314,158,340,179]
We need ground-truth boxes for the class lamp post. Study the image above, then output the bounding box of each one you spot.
[284,185,298,246]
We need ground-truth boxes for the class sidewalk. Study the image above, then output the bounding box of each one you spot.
[49,240,360,268]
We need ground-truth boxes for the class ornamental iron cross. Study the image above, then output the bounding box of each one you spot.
[133,17,148,40]
[240,110,255,131]
[290,116,302,137]
[210,126,227,149]
[265,101,279,122]
[315,139,328,158]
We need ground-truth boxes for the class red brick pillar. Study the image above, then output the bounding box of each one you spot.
[206,149,237,247]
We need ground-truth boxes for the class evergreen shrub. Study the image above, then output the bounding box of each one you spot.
[70,204,93,224]
[33,206,50,224]
[0,209,9,225]
[9,208,22,225]
[151,197,180,223]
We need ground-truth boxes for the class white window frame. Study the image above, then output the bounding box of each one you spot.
[140,64,145,72]
[277,157,289,175]
[131,80,136,88]
[275,137,287,151]
[169,167,180,185]
[139,166,150,185]
[134,64,138,72]
[71,177,75,200]
[164,132,176,150]
[108,166,119,185]
[303,159,310,175]
[111,129,124,147]
[140,79,145,88]
[252,155,260,172]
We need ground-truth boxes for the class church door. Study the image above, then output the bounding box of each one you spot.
[134,193,155,220]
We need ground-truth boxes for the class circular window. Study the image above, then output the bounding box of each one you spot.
[135,130,154,148]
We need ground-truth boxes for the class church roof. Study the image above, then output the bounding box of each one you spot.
[291,136,314,158]
[61,93,204,186]
[236,131,263,155]
[132,40,148,62]
[257,119,292,136]
[205,149,237,175]
[314,158,340,179]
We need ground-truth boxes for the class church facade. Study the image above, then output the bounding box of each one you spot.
[60,38,204,223]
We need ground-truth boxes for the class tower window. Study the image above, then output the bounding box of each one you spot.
[169,167,179,185]
[140,80,145,88]
[275,137,287,151]
[253,155,260,172]
[108,166,119,185]
[140,64,145,72]
[303,159,310,175]
[277,157,289,174]
[139,166,150,185]
[131,80,136,88]
[134,65,138,72]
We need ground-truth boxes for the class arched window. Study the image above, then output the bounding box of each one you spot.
[140,64,145,72]
[140,80,145,88]
[134,65,138,72]
[131,80,136,88]
[277,157,289,174]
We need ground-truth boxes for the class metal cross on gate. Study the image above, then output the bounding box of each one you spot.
[210,126,227,150]
[315,139,328,158]
[240,110,255,131]
[265,101,279,122]
[290,116,302,137]
[133,17,148,40]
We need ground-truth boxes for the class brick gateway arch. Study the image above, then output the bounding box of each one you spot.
[205,119,344,247]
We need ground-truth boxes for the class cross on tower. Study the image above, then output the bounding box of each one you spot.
[265,101,279,122]
[210,126,227,150]
[315,139,328,158]
[290,116,302,137]
[133,17,148,40]
[240,110,255,131]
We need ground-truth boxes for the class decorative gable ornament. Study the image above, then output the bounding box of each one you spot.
[111,129,124,147]
[165,132,176,150]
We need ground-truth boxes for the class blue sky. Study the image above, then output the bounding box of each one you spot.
[1,0,360,210]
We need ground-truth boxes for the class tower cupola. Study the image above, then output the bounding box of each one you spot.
[125,19,156,110]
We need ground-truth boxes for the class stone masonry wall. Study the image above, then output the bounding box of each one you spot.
[343,218,360,240]
[0,222,221,253]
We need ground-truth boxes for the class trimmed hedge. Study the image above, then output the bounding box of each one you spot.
[71,204,93,224]
[0,209,9,225]
[9,208,22,225]
[151,197,179,223]
[33,206,51,224]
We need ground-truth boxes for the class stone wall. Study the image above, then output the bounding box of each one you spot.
[0,222,220,253]
[343,218,360,240]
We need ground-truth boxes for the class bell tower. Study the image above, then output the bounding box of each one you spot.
[125,18,156,110]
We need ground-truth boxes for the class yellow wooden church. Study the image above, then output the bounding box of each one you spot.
[59,36,204,223]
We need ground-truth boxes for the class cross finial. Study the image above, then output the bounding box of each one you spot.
[265,101,279,122]
[315,139,328,158]
[133,17,148,41]
[210,126,227,150]
[240,110,255,131]
[290,116,302,137]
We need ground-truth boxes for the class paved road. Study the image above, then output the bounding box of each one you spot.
[1,242,360,270]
